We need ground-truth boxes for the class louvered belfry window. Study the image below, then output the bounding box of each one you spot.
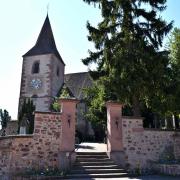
[32,61,40,74]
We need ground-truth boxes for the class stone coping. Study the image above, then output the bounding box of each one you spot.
[106,101,123,107]
[122,116,144,119]
[35,111,62,115]
[58,98,79,103]
[144,128,180,132]
[0,134,33,140]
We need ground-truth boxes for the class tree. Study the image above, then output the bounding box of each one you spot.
[165,27,180,128]
[82,0,173,116]
[169,28,180,65]
[0,109,11,129]
[18,99,35,134]
[84,84,107,141]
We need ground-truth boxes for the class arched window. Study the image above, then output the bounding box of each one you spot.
[32,61,40,74]
[57,67,59,76]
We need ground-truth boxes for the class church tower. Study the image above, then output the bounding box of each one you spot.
[19,15,65,112]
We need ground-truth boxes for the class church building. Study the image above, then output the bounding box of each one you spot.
[18,15,94,137]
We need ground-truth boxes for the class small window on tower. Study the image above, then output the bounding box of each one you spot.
[32,61,40,74]
[57,67,59,76]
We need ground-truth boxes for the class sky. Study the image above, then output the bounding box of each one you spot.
[0,0,180,120]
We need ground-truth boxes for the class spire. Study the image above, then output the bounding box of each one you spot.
[23,15,65,65]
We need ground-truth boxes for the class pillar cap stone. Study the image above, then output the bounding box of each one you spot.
[35,111,61,115]
[106,101,123,107]
[58,98,79,104]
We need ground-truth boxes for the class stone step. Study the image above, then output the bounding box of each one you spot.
[67,151,128,179]
[76,152,107,156]
[73,164,120,169]
[65,172,129,179]
[71,168,126,174]
[76,154,108,158]
[75,161,115,166]
[76,157,111,162]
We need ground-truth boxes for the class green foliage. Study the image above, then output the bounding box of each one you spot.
[50,85,73,112]
[50,99,61,112]
[59,86,73,98]
[83,0,173,117]
[18,99,35,134]
[0,109,11,129]
[167,28,180,115]
[83,84,108,141]
[135,161,141,175]
[169,28,180,65]
[154,27,180,128]
[149,28,180,127]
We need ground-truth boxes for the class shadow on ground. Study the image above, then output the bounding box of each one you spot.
[75,144,95,150]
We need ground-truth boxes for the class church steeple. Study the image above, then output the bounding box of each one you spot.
[23,15,65,65]
[19,14,65,114]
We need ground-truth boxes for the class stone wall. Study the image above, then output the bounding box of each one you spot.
[122,117,179,169]
[106,102,180,171]
[0,99,78,176]
[0,113,61,176]
[5,121,18,135]
[0,135,33,175]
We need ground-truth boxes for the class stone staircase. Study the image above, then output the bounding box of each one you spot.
[65,152,129,179]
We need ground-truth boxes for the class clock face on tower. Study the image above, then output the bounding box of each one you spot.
[30,78,42,89]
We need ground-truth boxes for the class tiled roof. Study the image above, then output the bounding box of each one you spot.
[64,72,93,100]
[23,15,65,65]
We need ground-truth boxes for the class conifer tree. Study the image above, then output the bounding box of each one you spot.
[0,109,11,129]
[18,99,35,134]
[83,0,173,116]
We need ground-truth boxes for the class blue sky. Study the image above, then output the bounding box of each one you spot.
[0,0,179,120]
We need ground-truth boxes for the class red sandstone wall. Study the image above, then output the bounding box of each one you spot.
[0,99,78,176]
[0,113,62,176]
[0,137,13,176]
[122,117,180,170]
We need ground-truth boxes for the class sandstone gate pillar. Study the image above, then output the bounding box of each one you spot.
[58,98,79,170]
[106,101,125,167]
